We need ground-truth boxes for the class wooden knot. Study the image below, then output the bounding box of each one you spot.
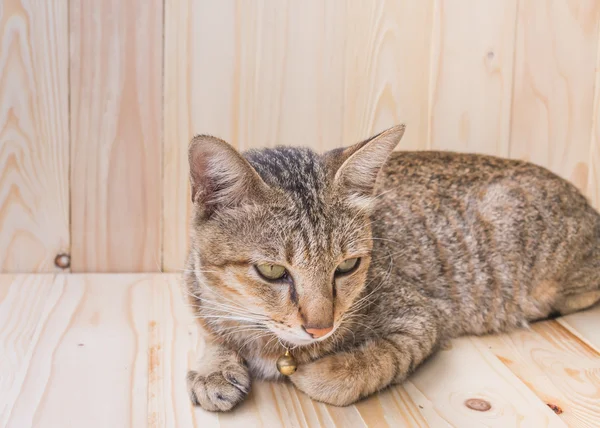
[547,403,563,414]
[54,253,71,269]
[465,398,491,412]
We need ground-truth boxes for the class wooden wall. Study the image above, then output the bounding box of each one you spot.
[1,0,599,273]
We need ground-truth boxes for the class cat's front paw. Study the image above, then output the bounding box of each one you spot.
[187,362,251,412]
[290,355,362,406]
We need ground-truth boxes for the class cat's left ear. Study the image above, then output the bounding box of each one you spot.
[326,125,405,209]
[188,135,271,219]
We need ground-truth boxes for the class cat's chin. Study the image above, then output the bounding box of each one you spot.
[268,328,318,347]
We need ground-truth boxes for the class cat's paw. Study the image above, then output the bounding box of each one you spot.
[187,363,251,412]
[290,355,362,406]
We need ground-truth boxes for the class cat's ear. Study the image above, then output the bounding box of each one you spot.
[188,135,269,218]
[328,125,405,209]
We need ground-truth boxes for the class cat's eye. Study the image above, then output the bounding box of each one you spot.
[336,258,360,275]
[256,263,287,280]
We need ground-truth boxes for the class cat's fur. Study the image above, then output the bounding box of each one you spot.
[184,125,600,411]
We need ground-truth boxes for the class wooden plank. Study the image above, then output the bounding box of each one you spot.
[407,336,565,427]
[559,305,600,352]
[70,0,163,272]
[482,320,600,427]
[354,386,430,427]
[162,0,193,274]
[588,22,600,210]
[509,0,600,193]
[162,0,434,270]
[147,274,217,428]
[428,0,518,155]
[0,0,69,272]
[1,274,154,428]
[4,274,597,426]
[0,274,56,425]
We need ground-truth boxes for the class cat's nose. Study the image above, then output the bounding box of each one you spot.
[304,325,333,338]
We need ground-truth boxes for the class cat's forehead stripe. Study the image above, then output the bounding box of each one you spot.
[245,147,328,215]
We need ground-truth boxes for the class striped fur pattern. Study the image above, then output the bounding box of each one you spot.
[185,125,600,410]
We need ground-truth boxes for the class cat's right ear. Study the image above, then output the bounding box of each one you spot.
[326,125,405,209]
[188,135,269,218]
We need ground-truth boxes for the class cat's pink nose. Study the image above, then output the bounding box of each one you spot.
[304,325,333,338]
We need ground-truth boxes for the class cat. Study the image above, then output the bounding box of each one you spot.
[184,125,600,411]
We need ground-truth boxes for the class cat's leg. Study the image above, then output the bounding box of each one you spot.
[290,309,439,406]
[555,290,600,315]
[187,339,251,411]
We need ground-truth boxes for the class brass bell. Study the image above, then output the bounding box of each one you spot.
[276,349,297,376]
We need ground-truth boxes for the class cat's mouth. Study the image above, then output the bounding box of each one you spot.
[267,324,338,346]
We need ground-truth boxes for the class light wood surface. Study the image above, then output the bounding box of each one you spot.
[2,273,599,427]
[2,1,600,273]
[588,24,600,209]
[69,0,163,272]
[508,0,600,193]
[161,0,600,272]
[428,0,517,156]
[0,0,69,272]
[161,0,434,270]
[483,322,600,427]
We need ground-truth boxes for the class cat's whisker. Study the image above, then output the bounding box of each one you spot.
[341,314,378,337]
[220,324,267,333]
[182,290,265,319]
[264,334,279,351]
[199,307,269,322]
[193,274,267,316]
[195,315,264,323]
[190,296,269,318]
[221,327,268,338]
[183,278,267,318]
[337,324,356,343]
[237,331,272,353]
[345,252,394,314]
[185,292,250,315]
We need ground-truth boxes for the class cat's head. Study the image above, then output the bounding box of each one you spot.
[188,125,405,346]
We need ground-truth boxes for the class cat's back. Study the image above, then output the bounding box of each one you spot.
[370,150,600,335]
[377,150,595,220]
[381,151,577,197]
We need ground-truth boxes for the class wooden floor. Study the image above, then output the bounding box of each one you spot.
[1,274,599,427]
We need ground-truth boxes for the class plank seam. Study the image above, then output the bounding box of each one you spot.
[556,317,600,356]
[506,0,520,158]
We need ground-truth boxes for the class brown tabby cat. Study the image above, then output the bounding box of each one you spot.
[184,125,600,411]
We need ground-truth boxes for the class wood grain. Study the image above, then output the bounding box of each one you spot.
[428,0,518,155]
[162,0,192,274]
[0,273,421,427]
[588,25,600,210]
[0,274,57,425]
[162,0,434,271]
[5,273,591,427]
[0,0,69,272]
[560,304,600,352]
[483,320,600,427]
[354,386,430,427]
[509,0,600,194]
[3,1,600,275]
[407,336,564,427]
[0,274,155,427]
[70,0,163,272]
